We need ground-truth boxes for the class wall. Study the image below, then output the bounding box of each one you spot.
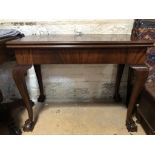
[0,20,134,103]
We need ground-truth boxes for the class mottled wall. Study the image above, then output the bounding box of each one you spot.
[0,20,134,103]
[0,20,133,35]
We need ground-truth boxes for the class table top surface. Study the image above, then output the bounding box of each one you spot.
[6,34,154,45]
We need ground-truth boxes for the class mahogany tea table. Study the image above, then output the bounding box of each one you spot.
[6,34,154,132]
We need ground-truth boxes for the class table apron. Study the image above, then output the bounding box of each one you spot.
[14,48,147,65]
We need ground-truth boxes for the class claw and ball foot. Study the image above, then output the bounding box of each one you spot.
[23,119,35,132]
[126,119,137,132]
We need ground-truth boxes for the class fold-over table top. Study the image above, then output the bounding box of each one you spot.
[6,34,154,48]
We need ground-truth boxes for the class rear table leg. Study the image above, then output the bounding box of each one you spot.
[113,64,125,102]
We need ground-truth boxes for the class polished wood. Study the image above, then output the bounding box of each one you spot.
[6,34,153,46]
[7,35,153,65]
[14,48,147,64]
[6,34,154,132]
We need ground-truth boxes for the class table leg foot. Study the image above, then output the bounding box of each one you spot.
[38,94,46,102]
[126,119,137,132]
[23,119,35,132]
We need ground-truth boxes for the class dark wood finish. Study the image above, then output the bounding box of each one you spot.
[6,34,153,46]
[136,83,155,135]
[14,48,147,64]
[126,65,149,132]
[6,34,154,132]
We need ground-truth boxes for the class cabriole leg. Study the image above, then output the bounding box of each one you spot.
[12,65,34,132]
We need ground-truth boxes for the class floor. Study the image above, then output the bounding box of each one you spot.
[11,102,145,135]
